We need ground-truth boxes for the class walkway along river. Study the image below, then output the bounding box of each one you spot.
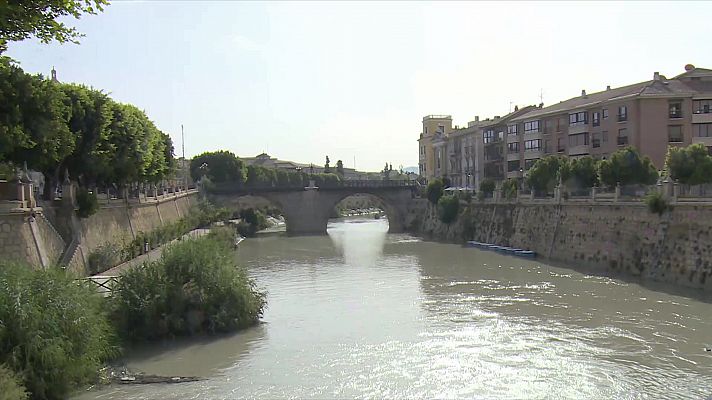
[76,218,712,399]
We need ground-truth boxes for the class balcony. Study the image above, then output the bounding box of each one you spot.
[617,136,629,146]
[591,139,601,148]
[669,111,683,119]
[507,152,520,161]
[568,144,590,156]
[693,136,712,146]
[524,148,543,157]
[568,123,588,135]
[617,114,628,122]
[507,134,520,143]
[692,113,712,124]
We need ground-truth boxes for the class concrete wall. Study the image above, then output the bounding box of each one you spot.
[0,211,65,268]
[0,191,198,275]
[410,199,712,291]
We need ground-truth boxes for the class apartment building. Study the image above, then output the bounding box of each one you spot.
[504,64,712,178]
[418,115,454,181]
[419,64,712,185]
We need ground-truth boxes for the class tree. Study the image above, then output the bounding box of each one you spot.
[599,147,658,187]
[382,162,391,180]
[0,0,109,53]
[426,179,444,204]
[189,150,246,184]
[526,155,569,194]
[479,179,496,196]
[324,156,331,174]
[437,195,459,223]
[335,160,344,177]
[664,143,712,185]
[502,178,518,199]
[562,156,599,189]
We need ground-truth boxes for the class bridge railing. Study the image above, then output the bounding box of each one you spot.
[211,180,418,193]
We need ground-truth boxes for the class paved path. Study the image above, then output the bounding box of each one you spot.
[98,229,210,277]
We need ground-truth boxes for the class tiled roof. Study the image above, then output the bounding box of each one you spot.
[511,81,651,121]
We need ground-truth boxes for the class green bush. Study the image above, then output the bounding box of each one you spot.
[0,364,28,400]
[76,188,99,218]
[479,179,496,196]
[502,178,518,199]
[111,234,266,342]
[426,179,444,204]
[645,191,669,216]
[0,263,118,400]
[599,147,658,187]
[437,194,460,224]
[87,242,122,275]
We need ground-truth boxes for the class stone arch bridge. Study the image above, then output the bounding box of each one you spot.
[209,180,418,235]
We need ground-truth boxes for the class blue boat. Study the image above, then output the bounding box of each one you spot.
[465,240,537,258]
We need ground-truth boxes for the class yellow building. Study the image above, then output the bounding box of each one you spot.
[418,115,453,182]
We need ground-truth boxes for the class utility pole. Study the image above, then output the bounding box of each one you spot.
[181,125,186,188]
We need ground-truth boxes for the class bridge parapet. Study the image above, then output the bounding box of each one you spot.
[211,180,417,194]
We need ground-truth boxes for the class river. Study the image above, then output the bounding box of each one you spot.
[77,218,712,399]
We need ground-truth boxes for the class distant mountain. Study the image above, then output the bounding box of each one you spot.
[402,166,418,174]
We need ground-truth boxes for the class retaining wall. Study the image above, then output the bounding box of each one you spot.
[410,199,712,291]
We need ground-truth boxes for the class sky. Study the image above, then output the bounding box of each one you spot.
[7,1,712,172]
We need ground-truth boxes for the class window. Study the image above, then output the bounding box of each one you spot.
[617,105,627,122]
[602,108,609,119]
[558,117,565,132]
[617,128,628,145]
[569,133,590,147]
[507,124,518,135]
[544,139,551,153]
[694,123,712,137]
[524,120,540,133]
[507,160,521,172]
[557,137,565,152]
[544,119,555,134]
[524,139,541,151]
[437,124,445,134]
[569,111,588,125]
[693,99,712,114]
[669,102,683,119]
[668,125,683,142]
[592,112,600,127]
[592,133,601,148]
[524,159,538,170]
[483,130,495,143]
[602,131,608,143]
[424,127,428,134]
[507,142,519,153]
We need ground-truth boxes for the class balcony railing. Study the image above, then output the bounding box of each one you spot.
[669,111,683,119]
[617,136,629,146]
[592,139,601,148]
[617,114,628,122]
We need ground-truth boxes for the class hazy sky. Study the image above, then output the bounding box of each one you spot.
[7,1,712,171]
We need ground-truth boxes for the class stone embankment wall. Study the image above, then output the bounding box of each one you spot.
[409,199,712,291]
[0,188,197,276]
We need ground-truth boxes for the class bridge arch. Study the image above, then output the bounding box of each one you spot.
[209,181,415,235]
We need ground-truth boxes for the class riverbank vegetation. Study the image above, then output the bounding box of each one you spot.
[87,201,231,275]
[0,263,118,400]
[0,229,266,398]
[111,231,266,341]
[437,195,460,223]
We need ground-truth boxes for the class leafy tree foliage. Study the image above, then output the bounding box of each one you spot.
[502,178,518,199]
[560,156,599,189]
[0,0,109,53]
[0,58,175,194]
[190,150,246,184]
[525,156,568,193]
[437,194,459,224]
[598,147,658,187]
[664,143,712,185]
[0,364,27,400]
[0,262,118,400]
[426,178,444,204]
